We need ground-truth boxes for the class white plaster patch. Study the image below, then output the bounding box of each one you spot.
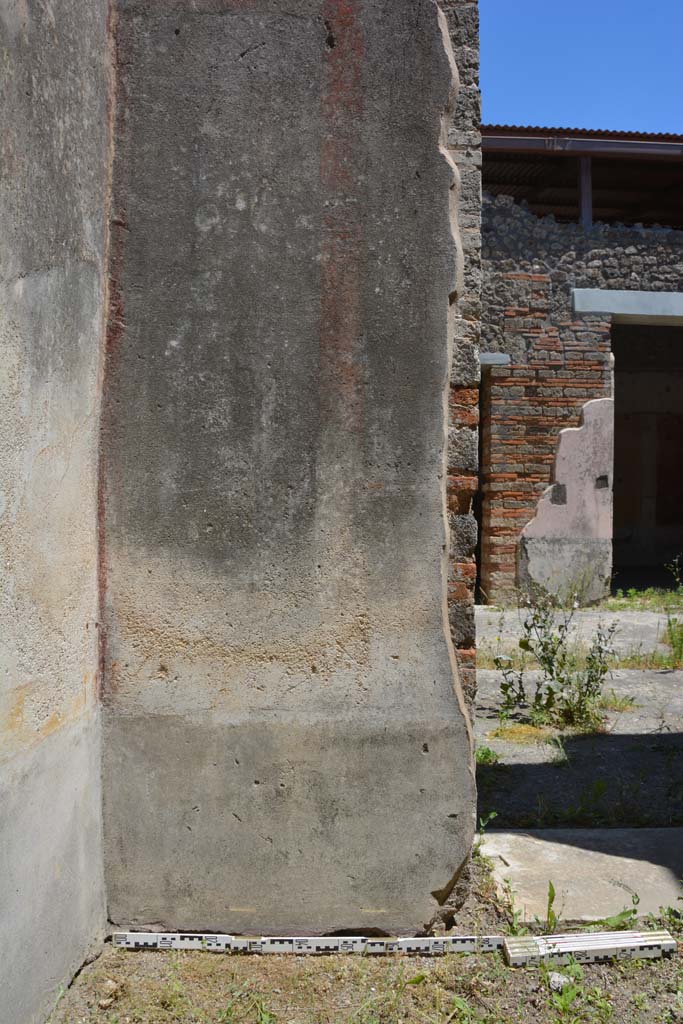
[524,398,614,543]
[195,206,221,233]
[164,323,191,357]
[521,398,614,603]
[199,119,222,139]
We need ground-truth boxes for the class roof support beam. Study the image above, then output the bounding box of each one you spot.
[579,156,592,228]
[482,134,683,160]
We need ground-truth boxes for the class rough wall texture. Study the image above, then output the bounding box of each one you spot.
[0,3,110,1023]
[480,193,683,603]
[101,0,475,936]
[521,398,614,604]
[442,0,481,704]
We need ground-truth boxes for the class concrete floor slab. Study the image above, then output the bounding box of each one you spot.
[475,669,683,826]
[481,828,683,922]
[476,668,683,744]
[475,606,670,656]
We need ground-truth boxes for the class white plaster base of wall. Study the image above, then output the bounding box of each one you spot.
[520,398,614,604]
[0,717,105,1024]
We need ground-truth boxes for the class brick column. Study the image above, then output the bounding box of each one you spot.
[479,271,611,603]
[443,0,481,706]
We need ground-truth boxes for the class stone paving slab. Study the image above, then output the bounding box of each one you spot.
[476,668,683,744]
[481,828,683,922]
[475,669,683,826]
[476,606,670,655]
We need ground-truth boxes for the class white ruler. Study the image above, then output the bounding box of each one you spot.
[504,929,676,967]
[112,928,676,963]
[112,932,503,955]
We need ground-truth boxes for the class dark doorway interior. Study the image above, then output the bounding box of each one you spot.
[612,323,683,590]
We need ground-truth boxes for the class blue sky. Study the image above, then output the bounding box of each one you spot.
[480,0,683,134]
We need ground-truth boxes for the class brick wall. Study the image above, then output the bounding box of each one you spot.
[481,193,683,603]
[443,0,481,704]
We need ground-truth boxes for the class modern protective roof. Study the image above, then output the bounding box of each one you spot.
[481,124,683,227]
[483,124,683,144]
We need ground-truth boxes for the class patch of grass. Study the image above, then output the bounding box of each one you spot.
[473,810,499,857]
[667,613,683,666]
[53,949,525,1024]
[216,990,280,1023]
[483,643,681,673]
[500,879,529,937]
[591,892,641,931]
[604,556,683,614]
[549,735,571,765]
[646,893,683,938]
[475,745,500,766]
[493,601,617,730]
[477,646,525,671]
[53,855,683,1024]
[158,976,187,1011]
[665,994,683,1024]
[602,585,683,613]
[598,688,637,712]
[534,880,562,934]
[548,973,614,1024]
[616,648,682,670]
[510,775,674,830]
[490,722,553,744]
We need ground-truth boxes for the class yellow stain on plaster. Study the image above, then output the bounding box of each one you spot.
[5,681,31,734]
[1,674,93,758]
[112,606,373,692]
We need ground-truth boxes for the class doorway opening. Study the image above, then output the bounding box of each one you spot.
[612,323,683,590]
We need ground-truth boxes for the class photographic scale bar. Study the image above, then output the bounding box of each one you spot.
[504,930,677,967]
[112,933,500,955]
[112,929,676,965]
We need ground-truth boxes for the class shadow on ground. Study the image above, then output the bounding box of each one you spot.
[476,665,683,833]
[478,730,683,832]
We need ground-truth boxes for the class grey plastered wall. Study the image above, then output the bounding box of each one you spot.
[101,0,475,936]
[0,3,110,1023]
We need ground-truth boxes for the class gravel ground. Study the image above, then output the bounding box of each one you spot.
[49,610,683,1023]
[51,861,683,1024]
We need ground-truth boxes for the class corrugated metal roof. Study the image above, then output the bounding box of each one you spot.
[482,131,683,227]
[482,124,683,143]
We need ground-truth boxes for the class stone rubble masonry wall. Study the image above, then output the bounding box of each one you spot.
[481,193,683,604]
[443,0,481,705]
